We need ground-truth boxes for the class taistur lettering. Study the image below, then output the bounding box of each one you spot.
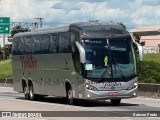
[20,55,37,69]
[103,82,121,88]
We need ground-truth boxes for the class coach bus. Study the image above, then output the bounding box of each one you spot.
[12,22,143,105]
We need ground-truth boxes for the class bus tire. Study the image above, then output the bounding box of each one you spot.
[29,83,35,101]
[110,99,121,106]
[66,87,75,105]
[23,85,30,100]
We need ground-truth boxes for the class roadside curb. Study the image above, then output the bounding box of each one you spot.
[0,77,13,87]
[138,83,160,98]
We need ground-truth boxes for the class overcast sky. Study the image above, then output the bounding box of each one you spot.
[0,0,160,46]
[0,0,160,29]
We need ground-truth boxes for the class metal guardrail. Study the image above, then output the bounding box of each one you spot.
[138,83,160,98]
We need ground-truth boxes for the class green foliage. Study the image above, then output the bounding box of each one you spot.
[0,60,12,78]
[138,61,160,83]
[144,53,160,63]
[137,54,160,83]
[133,33,145,46]
[11,25,30,37]
[0,44,12,60]
[0,53,160,84]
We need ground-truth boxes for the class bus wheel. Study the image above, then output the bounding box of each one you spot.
[110,99,121,106]
[23,85,29,100]
[67,88,74,105]
[29,84,35,101]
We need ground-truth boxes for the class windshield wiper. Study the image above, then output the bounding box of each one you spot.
[98,39,112,83]
[98,66,111,83]
[116,64,127,82]
[98,39,127,83]
[111,50,127,82]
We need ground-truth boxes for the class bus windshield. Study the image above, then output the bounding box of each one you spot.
[82,38,136,79]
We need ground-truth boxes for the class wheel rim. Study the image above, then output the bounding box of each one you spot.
[29,85,34,100]
[24,86,27,96]
[23,86,29,100]
[29,88,33,98]
[67,90,73,104]
[68,90,72,99]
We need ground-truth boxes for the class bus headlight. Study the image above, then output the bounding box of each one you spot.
[128,81,138,89]
[85,83,98,91]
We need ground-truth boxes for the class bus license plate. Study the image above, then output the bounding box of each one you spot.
[108,92,118,96]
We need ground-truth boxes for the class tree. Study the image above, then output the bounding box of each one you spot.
[133,33,145,46]
[10,25,30,37]
[0,44,12,60]
[0,45,2,60]
[4,44,12,59]
[3,26,31,60]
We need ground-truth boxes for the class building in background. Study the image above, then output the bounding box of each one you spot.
[130,26,160,54]
[141,35,160,54]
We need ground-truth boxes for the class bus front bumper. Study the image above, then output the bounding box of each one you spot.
[83,88,138,100]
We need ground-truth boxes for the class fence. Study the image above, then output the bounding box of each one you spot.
[143,46,160,54]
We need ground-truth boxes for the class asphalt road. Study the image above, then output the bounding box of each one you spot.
[0,87,160,120]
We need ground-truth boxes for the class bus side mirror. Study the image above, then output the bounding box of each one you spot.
[133,42,143,61]
[75,41,86,63]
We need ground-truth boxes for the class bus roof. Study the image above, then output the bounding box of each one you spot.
[70,22,129,38]
[13,22,129,38]
[70,22,124,29]
[14,25,69,38]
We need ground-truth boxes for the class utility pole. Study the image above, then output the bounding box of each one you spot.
[35,17,44,28]
[3,34,5,60]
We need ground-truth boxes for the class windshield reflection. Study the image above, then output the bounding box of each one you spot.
[82,38,136,79]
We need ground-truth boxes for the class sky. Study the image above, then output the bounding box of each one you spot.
[0,0,160,45]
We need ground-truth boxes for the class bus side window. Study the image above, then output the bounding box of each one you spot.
[50,34,59,53]
[40,34,49,54]
[19,37,25,54]
[71,43,81,74]
[24,36,34,54]
[59,32,71,53]
[12,37,20,55]
[71,32,76,43]
[34,35,41,54]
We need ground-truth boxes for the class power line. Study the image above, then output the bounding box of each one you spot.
[10,22,38,30]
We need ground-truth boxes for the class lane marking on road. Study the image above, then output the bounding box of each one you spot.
[0,97,145,118]
[147,117,160,120]
[0,97,104,111]
[0,97,159,117]
[0,98,146,117]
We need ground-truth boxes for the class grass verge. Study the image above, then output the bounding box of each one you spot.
[0,59,12,78]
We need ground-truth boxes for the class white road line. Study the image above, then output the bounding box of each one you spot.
[0,97,104,111]
[147,117,160,120]
[0,117,48,120]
